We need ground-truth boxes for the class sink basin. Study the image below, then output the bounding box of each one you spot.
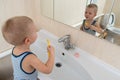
[30,29,120,80]
[30,31,93,80]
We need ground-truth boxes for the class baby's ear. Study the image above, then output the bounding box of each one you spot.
[24,37,31,45]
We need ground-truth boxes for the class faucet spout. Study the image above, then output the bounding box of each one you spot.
[58,35,74,50]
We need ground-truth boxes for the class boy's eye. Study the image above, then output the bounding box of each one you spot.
[89,13,92,15]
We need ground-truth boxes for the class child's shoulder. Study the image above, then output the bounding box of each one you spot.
[21,51,37,63]
[24,51,37,58]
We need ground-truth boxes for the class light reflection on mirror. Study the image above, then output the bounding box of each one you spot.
[40,0,120,46]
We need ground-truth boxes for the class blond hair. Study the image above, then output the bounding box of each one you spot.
[86,3,98,13]
[2,16,34,46]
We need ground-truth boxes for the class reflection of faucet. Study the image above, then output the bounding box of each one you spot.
[58,35,74,50]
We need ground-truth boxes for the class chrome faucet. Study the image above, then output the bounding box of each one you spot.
[58,35,74,50]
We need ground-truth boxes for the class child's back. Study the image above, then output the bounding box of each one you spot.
[12,51,38,80]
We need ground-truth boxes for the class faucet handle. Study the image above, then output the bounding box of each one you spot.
[58,35,70,42]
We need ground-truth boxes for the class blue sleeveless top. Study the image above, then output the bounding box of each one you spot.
[12,49,38,80]
[81,19,96,35]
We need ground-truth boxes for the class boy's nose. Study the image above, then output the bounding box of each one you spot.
[85,14,89,17]
[85,13,89,16]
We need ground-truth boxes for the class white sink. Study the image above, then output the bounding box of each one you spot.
[30,30,92,80]
[30,29,120,80]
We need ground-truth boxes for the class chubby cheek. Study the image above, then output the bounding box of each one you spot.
[34,33,37,41]
[85,14,87,18]
[33,33,37,42]
[85,12,87,17]
[30,33,37,44]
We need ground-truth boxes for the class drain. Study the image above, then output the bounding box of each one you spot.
[55,62,62,68]
[62,52,65,56]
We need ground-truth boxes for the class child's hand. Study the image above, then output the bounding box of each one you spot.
[90,25,96,31]
[47,45,54,55]
[85,22,91,28]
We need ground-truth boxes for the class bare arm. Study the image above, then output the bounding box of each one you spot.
[30,45,55,74]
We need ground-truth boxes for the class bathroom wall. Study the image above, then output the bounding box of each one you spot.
[34,0,120,70]
[0,0,36,52]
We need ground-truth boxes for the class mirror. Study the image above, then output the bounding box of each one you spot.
[40,0,106,26]
[40,0,120,46]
